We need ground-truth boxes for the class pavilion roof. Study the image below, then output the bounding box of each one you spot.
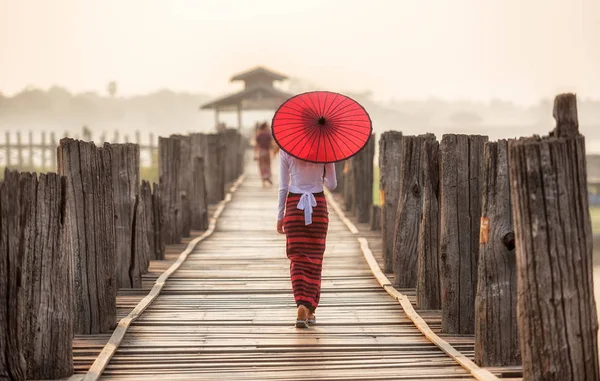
[200,84,292,110]
[230,66,288,82]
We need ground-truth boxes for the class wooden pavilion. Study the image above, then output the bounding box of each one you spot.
[200,66,293,130]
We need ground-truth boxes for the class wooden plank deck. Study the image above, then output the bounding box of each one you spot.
[90,168,480,380]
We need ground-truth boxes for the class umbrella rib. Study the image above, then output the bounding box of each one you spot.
[276,125,316,142]
[324,97,350,119]
[327,126,367,149]
[281,103,316,118]
[307,95,321,118]
[323,93,339,117]
[291,123,321,159]
[292,97,320,120]
[326,102,360,120]
[320,92,328,118]
[328,123,372,136]
[275,111,318,121]
[331,122,373,131]
[324,129,340,162]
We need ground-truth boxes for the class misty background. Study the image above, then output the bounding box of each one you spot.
[1,0,600,150]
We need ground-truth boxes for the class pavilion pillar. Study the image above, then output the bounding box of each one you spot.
[237,103,242,130]
[215,107,220,129]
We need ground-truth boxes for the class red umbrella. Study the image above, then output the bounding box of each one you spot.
[272,91,372,163]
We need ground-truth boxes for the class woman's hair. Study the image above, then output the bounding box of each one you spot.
[258,122,269,131]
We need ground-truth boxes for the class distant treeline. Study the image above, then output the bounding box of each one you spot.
[1,85,600,141]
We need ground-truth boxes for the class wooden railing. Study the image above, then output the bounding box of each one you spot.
[0,128,246,380]
[335,93,599,381]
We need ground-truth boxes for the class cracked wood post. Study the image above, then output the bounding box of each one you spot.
[417,139,441,310]
[474,140,520,367]
[205,133,225,204]
[370,205,381,231]
[159,136,182,244]
[380,131,403,273]
[192,157,209,231]
[343,159,354,212]
[0,171,27,381]
[151,182,165,260]
[140,181,157,260]
[352,134,375,223]
[509,93,600,381]
[105,143,142,289]
[19,172,74,379]
[393,133,436,288]
[171,135,192,238]
[439,134,487,334]
[223,128,240,183]
[58,138,117,334]
[334,161,345,194]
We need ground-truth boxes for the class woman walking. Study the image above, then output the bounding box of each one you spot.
[277,151,336,327]
[271,91,372,328]
[254,122,274,187]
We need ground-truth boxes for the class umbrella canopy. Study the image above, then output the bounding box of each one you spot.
[272,91,372,163]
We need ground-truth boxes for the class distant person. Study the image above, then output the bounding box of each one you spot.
[254,122,273,187]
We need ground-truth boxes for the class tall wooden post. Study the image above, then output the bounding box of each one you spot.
[509,94,599,381]
[16,132,23,168]
[20,173,74,379]
[439,134,488,334]
[352,134,375,223]
[0,171,27,380]
[104,143,142,288]
[5,132,11,167]
[205,133,225,204]
[58,139,117,334]
[170,135,192,238]
[159,137,182,244]
[474,140,519,366]
[393,133,436,288]
[191,157,208,231]
[417,139,441,310]
[28,131,34,169]
[379,131,403,273]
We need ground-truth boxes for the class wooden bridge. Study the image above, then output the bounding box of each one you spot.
[1,94,599,381]
[78,167,500,381]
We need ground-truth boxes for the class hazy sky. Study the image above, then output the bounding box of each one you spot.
[1,0,599,104]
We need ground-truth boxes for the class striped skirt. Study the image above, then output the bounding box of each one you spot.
[284,192,329,312]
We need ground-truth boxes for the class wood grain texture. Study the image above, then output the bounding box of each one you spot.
[379,131,403,273]
[140,181,157,261]
[352,134,375,223]
[474,140,519,367]
[20,173,74,379]
[370,205,381,231]
[105,143,140,289]
[159,137,182,245]
[439,134,487,335]
[417,139,441,310]
[343,159,354,212]
[191,157,208,231]
[0,170,27,380]
[205,133,225,204]
[171,135,192,238]
[151,183,165,260]
[509,94,599,381]
[393,133,436,288]
[58,138,117,335]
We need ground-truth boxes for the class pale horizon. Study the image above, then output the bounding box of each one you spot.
[1,0,599,105]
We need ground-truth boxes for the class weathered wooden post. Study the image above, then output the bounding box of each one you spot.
[474,140,519,366]
[105,143,143,289]
[379,131,403,273]
[132,192,150,282]
[343,159,354,212]
[0,171,27,380]
[171,135,192,238]
[439,134,487,334]
[20,172,74,379]
[509,94,599,381]
[370,205,381,231]
[393,133,436,288]
[58,138,117,334]
[191,157,209,231]
[140,181,157,260]
[352,134,375,223]
[334,161,345,194]
[223,128,240,183]
[152,183,165,260]
[16,131,23,167]
[205,133,225,204]
[416,139,441,310]
[28,131,34,169]
[159,137,182,244]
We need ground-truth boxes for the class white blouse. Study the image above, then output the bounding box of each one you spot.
[277,151,337,224]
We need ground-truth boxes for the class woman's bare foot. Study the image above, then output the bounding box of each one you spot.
[295,305,310,328]
[307,312,316,324]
